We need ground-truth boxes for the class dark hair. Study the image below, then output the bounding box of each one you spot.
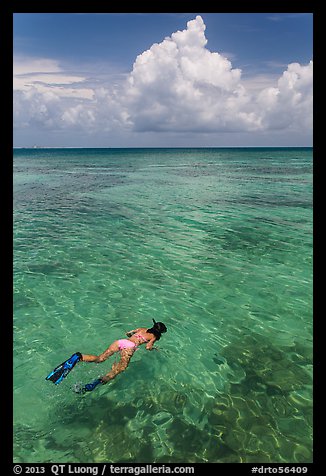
[147,319,167,341]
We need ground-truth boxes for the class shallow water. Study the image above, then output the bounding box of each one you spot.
[13,147,313,463]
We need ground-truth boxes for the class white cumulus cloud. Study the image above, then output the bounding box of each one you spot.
[122,16,260,133]
[120,15,312,135]
[257,61,313,131]
[13,16,313,142]
[13,57,96,131]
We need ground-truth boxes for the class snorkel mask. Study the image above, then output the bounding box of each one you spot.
[152,318,167,334]
[147,319,167,339]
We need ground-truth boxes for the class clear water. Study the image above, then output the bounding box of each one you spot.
[13,147,313,463]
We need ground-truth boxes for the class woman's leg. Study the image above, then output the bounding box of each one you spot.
[81,340,120,363]
[101,348,134,383]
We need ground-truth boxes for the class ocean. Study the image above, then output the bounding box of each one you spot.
[13,147,313,463]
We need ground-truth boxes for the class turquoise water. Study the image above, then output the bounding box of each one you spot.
[13,147,313,463]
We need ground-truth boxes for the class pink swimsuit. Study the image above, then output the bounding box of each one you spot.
[118,333,148,351]
[118,339,137,350]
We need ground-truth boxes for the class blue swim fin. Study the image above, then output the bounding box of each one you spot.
[73,378,103,394]
[46,352,82,385]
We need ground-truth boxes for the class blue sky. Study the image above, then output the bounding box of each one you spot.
[13,13,313,147]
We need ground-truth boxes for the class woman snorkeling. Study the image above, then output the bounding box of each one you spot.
[45,319,167,394]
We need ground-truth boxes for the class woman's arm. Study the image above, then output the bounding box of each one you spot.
[125,328,140,337]
[146,336,157,350]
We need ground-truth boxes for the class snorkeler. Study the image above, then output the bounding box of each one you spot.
[45,319,167,394]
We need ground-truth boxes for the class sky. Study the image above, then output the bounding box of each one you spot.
[13,13,313,147]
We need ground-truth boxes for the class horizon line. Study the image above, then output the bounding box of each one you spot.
[13,145,313,149]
